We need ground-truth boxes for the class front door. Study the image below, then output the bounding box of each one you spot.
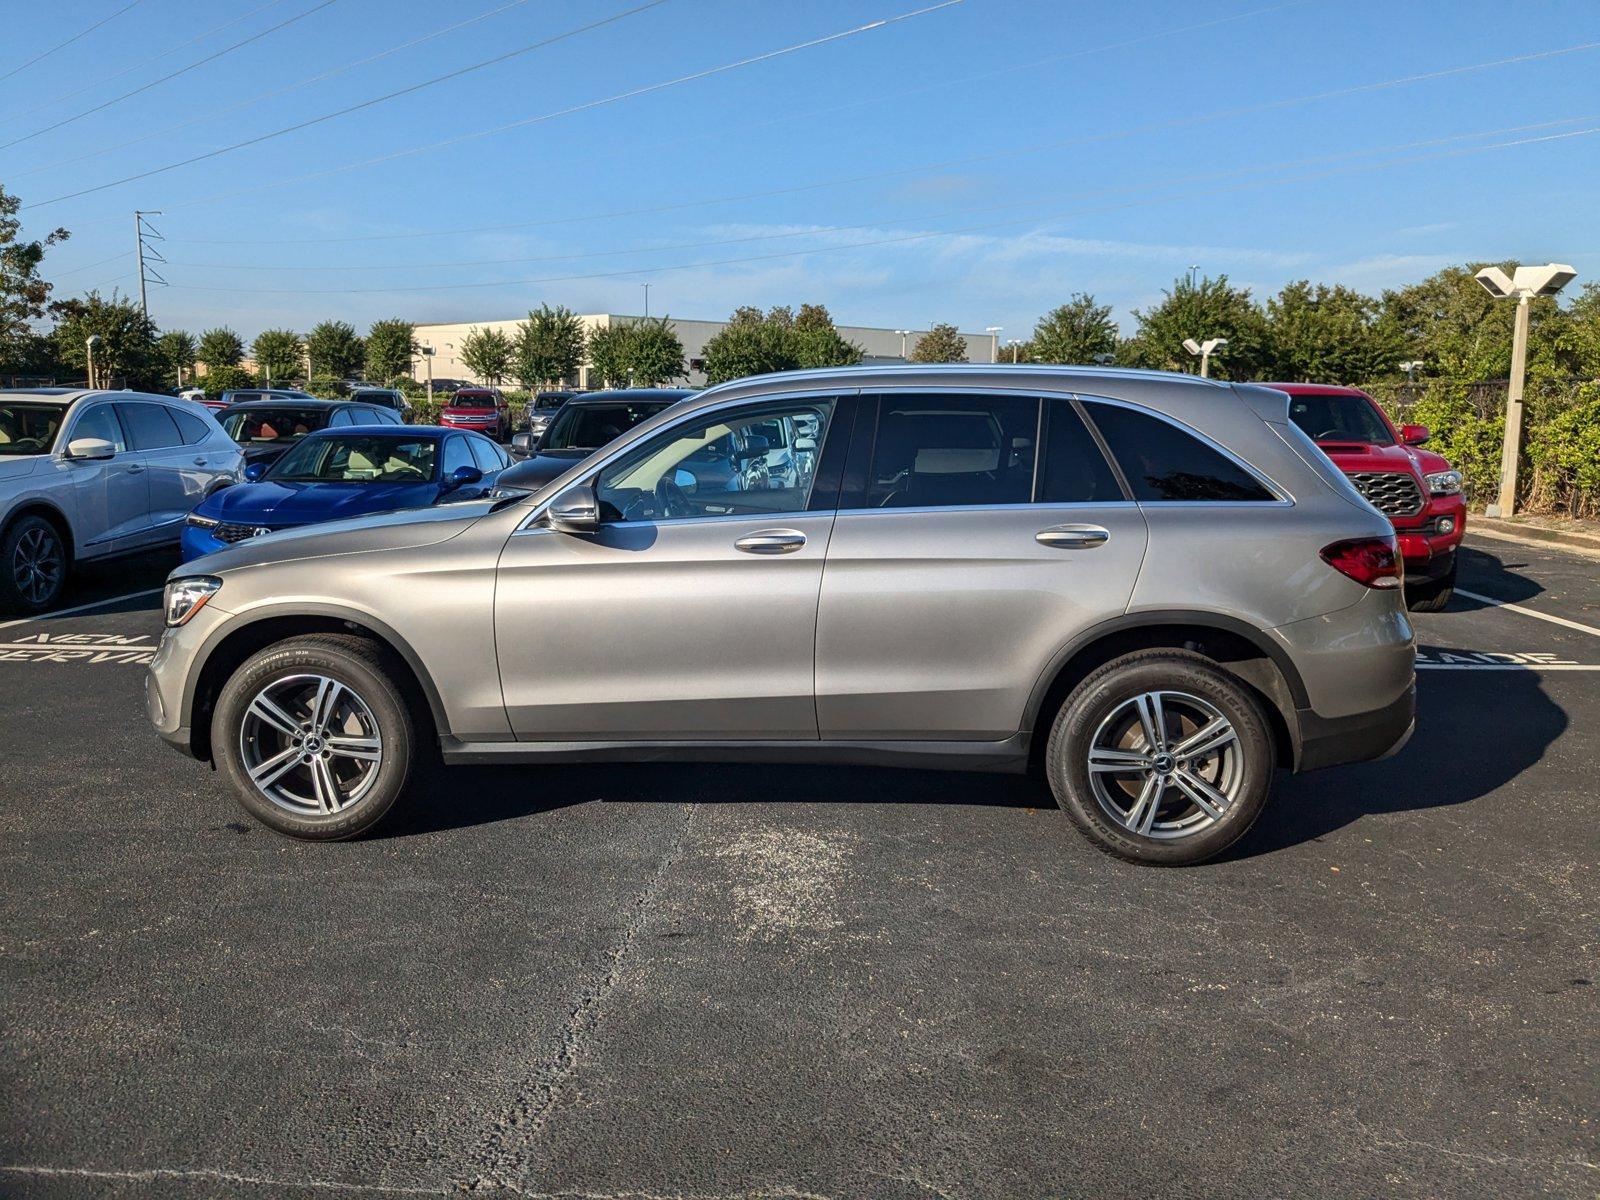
[55,401,150,552]
[493,396,848,741]
[815,392,1149,741]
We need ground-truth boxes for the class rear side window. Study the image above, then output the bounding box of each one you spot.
[118,402,183,451]
[867,394,1037,509]
[1038,401,1124,503]
[467,436,504,473]
[1083,401,1274,502]
[171,409,214,445]
[327,407,354,427]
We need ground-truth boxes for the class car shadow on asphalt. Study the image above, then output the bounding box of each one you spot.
[1449,544,1542,609]
[1225,668,1567,860]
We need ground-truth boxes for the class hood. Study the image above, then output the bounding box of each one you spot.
[180,498,497,575]
[0,456,43,481]
[199,478,436,525]
[241,443,294,465]
[495,449,590,491]
[1314,438,1426,479]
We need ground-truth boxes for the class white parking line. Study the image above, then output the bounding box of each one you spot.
[1455,589,1600,638]
[0,588,162,633]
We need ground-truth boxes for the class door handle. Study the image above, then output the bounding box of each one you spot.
[194,456,208,466]
[1036,524,1109,549]
[734,529,807,555]
[126,464,145,474]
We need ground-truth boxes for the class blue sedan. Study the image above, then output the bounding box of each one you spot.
[181,425,510,562]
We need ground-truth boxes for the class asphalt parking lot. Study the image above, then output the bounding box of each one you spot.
[1,533,1596,1199]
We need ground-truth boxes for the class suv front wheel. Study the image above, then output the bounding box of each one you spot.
[212,634,415,840]
[1046,650,1275,866]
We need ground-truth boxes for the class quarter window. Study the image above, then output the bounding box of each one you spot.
[1083,401,1274,502]
[1038,401,1124,503]
[596,400,835,522]
[467,436,503,473]
[441,436,476,476]
[866,394,1037,509]
[171,409,214,446]
[118,402,183,451]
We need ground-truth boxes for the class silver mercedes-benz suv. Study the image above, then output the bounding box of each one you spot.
[147,366,1415,865]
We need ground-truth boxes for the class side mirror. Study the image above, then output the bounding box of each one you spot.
[548,481,599,533]
[244,461,268,482]
[510,432,533,457]
[444,464,483,491]
[794,436,817,453]
[65,437,116,461]
[733,434,770,464]
[1400,423,1430,446]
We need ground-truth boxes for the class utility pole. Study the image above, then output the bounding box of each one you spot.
[642,283,651,319]
[134,211,165,321]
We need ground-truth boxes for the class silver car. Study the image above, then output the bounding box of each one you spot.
[1,388,242,612]
[147,366,1415,865]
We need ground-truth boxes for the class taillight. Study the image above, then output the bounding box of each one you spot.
[1320,536,1403,589]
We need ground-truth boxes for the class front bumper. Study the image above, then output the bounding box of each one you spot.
[180,524,226,562]
[146,601,233,759]
[1394,493,1465,572]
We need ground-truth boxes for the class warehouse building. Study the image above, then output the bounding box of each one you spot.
[410,314,997,389]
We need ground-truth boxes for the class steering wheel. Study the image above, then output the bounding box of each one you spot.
[655,475,692,518]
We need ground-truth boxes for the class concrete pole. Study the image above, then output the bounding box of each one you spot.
[1492,296,1531,518]
[1198,348,1211,378]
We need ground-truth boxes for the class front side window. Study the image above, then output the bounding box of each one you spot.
[65,403,126,453]
[268,435,438,483]
[867,394,1037,509]
[118,402,183,451]
[1083,401,1275,502]
[597,400,835,522]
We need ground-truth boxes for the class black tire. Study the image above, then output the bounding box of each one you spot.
[1,513,69,614]
[1406,557,1457,613]
[211,634,415,841]
[1045,649,1276,866]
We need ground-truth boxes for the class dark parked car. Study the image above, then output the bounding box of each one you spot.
[207,386,313,414]
[523,390,579,447]
[218,397,402,469]
[347,386,410,421]
[496,389,695,495]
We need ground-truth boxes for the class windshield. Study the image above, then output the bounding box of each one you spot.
[267,435,438,483]
[542,402,667,450]
[0,403,66,456]
[222,407,328,444]
[450,392,496,408]
[1287,393,1394,445]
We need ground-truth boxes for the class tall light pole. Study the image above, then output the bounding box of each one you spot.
[1475,263,1577,518]
[985,325,1002,363]
[1399,359,1423,382]
[85,335,102,389]
[1182,336,1227,378]
[895,329,912,360]
[642,283,651,319]
[1006,338,1022,364]
[420,345,436,404]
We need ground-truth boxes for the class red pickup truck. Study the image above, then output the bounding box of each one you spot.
[1272,382,1466,611]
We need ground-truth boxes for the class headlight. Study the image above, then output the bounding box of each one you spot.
[163,576,222,627]
[185,513,219,529]
[488,485,532,501]
[1425,470,1463,496]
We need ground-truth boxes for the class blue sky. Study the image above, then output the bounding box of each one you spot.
[4,0,1597,341]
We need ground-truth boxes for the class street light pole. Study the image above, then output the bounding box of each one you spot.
[85,335,101,389]
[1474,264,1577,518]
[985,326,1002,363]
[1007,338,1022,364]
[642,283,651,319]
[895,329,911,360]
[420,345,435,404]
[1182,337,1227,378]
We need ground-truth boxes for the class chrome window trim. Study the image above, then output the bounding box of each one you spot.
[836,500,1140,518]
[1072,391,1294,506]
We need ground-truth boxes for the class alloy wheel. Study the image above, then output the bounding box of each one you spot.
[12,525,64,606]
[1086,690,1242,840]
[239,674,384,817]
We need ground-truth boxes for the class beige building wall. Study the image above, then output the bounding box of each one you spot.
[411,314,997,390]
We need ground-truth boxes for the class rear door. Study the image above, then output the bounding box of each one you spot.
[115,401,192,537]
[815,392,1149,742]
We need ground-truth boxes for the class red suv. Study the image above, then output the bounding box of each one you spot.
[439,387,510,441]
[1273,383,1464,611]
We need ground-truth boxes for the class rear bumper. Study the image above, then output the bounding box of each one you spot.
[1294,678,1416,772]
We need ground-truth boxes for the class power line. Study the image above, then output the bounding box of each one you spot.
[0,0,144,84]
[162,122,1600,296]
[0,1,287,124]
[157,36,1600,245]
[22,0,676,208]
[0,0,340,153]
[8,0,537,182]
[48,250,135,280]
[28,0,960,214]
[158,116,1600,275]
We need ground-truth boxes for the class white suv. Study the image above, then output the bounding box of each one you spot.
[0,389,243,612]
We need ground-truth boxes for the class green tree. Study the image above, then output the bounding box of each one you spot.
[1028,294,1118,364]
[1264,281,1404,382]
[514,304,585,389]
[365,318,417,384]
[584,322,632,387]
[459,325,513,387]
[305,320,364,380]
[702,303,860,383]
[52,290,159,389]
[790,303,863,369]
[1,183,69,376]
[619,316,685,386]
[197,326,245,373]
[1380,264,1576,380]
[156,330,197,387]
[1121,274,1270,379]
[252,328,303,383]
[1569,281,1600,376]
[909,321,969,363]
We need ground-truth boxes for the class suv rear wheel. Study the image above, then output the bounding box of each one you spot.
[1045,650,1275,866]
[212,634,414,840]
